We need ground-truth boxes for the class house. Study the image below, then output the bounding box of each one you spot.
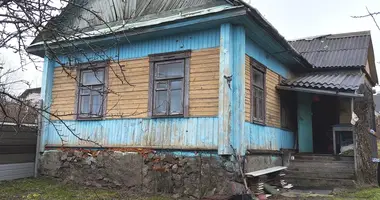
[26,0,378,196]
[19,87,41,105]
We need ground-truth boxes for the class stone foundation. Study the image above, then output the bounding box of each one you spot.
[39,150,249,199]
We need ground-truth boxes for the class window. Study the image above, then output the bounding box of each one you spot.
[149,51,190,117]
[77,64,106,119]
[250,59,266,124]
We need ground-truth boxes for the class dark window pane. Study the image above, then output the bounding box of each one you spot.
[252,95,257,118]
[82,69,104,85]
[80,96,90,114]
[258,97,263,120]
[170,90,182,114]
[252,69,264,88]
[155,61,184,78]
[155,90,167,114]
[252,87,264,122]
[92,94,102,115]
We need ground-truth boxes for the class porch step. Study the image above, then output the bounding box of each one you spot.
[293,154,354,162]
[286,177,356,189]
[288,160,355,171]
[286,170,355,179]
[287,154,356,189]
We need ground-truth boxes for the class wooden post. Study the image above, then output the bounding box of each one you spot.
[34,99,43,178]
[351,97,358,176]
[333,129,337,155]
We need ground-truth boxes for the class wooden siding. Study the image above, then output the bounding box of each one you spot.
[50,48,219,119]
[266,69,281,128]
[50,68,77,120]
[107,58,150,118]
[189,48,219,116]
[245,54,281,128]
[245,55,251,122]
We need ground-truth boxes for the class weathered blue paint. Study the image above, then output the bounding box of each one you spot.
[218,23,233,155]
[218,24,246,155]
[245,38,291,78]
[297,93,313,153]
[231,25,246,155]
[45,117,219,149]
[40,55,55,152]
[56,29,220,66]
[155,150,218,158]
[245,122,295,150]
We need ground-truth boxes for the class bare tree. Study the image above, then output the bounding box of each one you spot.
[352,7,380,31]
[0,0,147,145]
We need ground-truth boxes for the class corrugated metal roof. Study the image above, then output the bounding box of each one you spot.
[68,0,230,29]
[33,0,231,42]
[280,70,365,91]
[289,31,371,69]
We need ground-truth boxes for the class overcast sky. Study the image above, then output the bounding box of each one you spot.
[249,0,380,76]
[2,0,380,95]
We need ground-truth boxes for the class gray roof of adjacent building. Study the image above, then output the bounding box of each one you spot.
[289,31,371,69]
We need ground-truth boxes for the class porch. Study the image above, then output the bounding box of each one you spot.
[277,70,377,157]
[276,70,378,188]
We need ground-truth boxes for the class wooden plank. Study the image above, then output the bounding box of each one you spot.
[245,166,287,177]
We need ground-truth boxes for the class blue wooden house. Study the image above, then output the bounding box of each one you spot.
[27,0,378,190]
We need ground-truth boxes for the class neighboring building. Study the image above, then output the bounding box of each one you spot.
[19,87,41,105]
[26,0,378,195]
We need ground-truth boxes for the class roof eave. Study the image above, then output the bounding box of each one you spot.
[368,37,379,84]
[276,85,363,98]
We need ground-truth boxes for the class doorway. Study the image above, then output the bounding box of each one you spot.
[311,95,339,154]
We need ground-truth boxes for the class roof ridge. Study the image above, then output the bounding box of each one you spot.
[289,30,371,42]
[299,47,369,54]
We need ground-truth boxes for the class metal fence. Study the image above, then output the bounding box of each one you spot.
[0,125,38,181]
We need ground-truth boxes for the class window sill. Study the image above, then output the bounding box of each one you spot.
[150,115,185,119]
[76,116,104,121]
[251,120,266,126]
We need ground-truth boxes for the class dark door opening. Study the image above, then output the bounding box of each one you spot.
[312,95,339,154]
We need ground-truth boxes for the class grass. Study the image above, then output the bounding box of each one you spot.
[0,178,172,200]
[3,178,380,200]
[332,187,380,200]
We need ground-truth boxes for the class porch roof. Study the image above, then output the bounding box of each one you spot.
[277,70,365,97]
